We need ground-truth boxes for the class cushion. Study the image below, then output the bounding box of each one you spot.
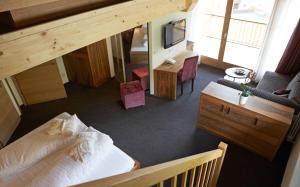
[273,89,291,98]
[257,71,291,92]
[0,114,87,177]
[288,81,300,105]
[287,71,300,90]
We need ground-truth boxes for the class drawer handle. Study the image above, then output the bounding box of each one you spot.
[226,107,230,114]
[220,105,224,112]
[254,118,258,126]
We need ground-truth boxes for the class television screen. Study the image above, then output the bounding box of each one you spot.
[164,19,186,49]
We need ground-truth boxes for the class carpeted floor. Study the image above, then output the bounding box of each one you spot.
[9,64,291,187]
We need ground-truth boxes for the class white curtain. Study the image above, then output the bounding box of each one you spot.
[188,2,208,56]
[255,0,300,80]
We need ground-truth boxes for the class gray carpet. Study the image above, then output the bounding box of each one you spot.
[9,64,291,187]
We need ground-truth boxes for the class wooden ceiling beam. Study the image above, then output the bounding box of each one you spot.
[0,0,192,79]
[0,0,62,12]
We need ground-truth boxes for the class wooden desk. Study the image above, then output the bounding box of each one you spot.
[154,50,198,100]
[197,82,294,160]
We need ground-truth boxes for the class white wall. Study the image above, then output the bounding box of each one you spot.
[281,132,300,187]
[56,57,69,84]
[106,37,115,78]
[148,11,191,94]
[6,77,24,106]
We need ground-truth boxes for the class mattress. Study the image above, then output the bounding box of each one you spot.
[78,145,135,185]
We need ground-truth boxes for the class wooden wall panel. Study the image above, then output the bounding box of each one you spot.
[63,40,110,87]
[87,40,111,86]
[63,48,91,85]
[14,60,67,105]
[0,81,20,145]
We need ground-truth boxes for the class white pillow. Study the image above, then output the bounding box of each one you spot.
[1,127,114,187]
[0,114,88,177]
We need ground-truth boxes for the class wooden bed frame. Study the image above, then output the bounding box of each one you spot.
[132,160,141,171]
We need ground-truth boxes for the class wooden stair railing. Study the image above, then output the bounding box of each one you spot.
[76,142,227,187]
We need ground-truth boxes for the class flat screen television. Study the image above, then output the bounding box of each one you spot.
[164,19,186,49]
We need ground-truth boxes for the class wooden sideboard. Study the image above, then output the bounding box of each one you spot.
[154,50,198,100]
[197,82,294,160]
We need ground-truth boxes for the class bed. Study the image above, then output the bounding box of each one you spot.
[0,112,139,187]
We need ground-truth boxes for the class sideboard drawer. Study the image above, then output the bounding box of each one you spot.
[200,95,224,116]
[199,114,246,143]
[255,116,287,139]
[225,104,257,128]
[245,133,277,160]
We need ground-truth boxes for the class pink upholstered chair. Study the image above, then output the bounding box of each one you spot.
[177,56,199,96]
[132,67,149,90]
[120,80,145,109]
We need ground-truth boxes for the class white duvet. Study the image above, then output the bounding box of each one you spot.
[0,113,135,187]
[1,127,114,187]
[0,113,87,177]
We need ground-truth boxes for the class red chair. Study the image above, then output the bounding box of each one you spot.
[177,56,199,96]
[120,80,145,109]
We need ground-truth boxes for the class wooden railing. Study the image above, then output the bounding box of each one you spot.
[77,142,227,187]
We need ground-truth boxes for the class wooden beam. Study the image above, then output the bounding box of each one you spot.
[0,0,187,79]
[184,0,198,12]
[9,0,129,28]
[0,0,61,12]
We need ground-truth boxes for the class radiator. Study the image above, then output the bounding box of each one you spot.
[287,113,300,142]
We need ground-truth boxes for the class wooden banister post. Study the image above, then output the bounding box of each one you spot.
[209,142,228,187]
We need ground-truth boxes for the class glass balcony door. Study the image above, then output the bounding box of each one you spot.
[192,0,276,70]
[193,0,227,61]
[223,0,276,69]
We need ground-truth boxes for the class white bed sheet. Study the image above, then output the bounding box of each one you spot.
[78,145,135,185]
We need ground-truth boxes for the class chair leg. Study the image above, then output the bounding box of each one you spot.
[191,79,194,92]
[181,81,183,96]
